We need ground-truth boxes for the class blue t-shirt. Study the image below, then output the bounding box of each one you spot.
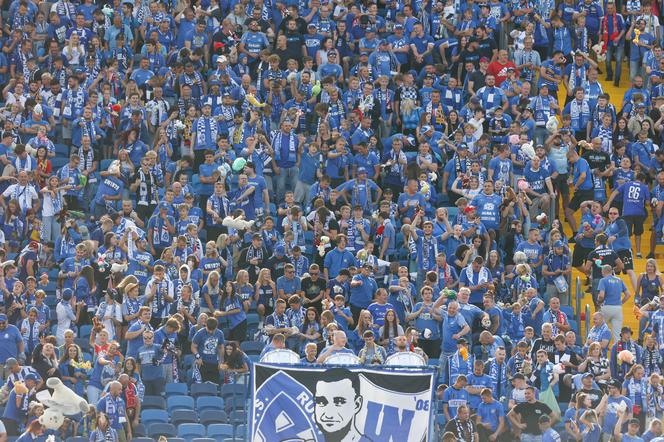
[616,181,650,217]
[137,344,164,381]
[367,302,395,327]
[192,328,225,364]
[0,324,22,363]
[477,400,505,432]
[598,275,627,306]
[441,311,468,353]
[573,158,594,190]
[442,385,469,419]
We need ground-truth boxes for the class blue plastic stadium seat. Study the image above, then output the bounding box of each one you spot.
[148,423,177,438]
[167,395,195,412]
[196,396,224,412]
[192,439,217,442]
[191,382,219,398]
[141,409,169,426]
[165,382,188,397]
[239,341,264,355]
[66,437,88,442]
[177,423,206,440]
[200,409,228,426]
[207,424,234,438]
[78,324,92,339]
[560,306,575,319]
[171,409,198,426]
[130,439,154,442]
[133,424,147,437]
[142,395,166,410]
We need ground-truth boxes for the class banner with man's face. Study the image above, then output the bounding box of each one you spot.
[251,364,435,442]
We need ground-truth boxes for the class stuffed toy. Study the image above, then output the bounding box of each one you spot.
[246,93,266,108]
[419,180,430,195]
[517,179,530,191]
[318,236,330,257]
[521,142,536,160]
[428,172,437,182]
[617,350,635,365]
[536,213,548,226]
[222,215,255,231]
[173,120,185,131]
[509,134,520,146]
[546,115,559,133]
[592,43,606,63]
[39,408,65,431]
[356,249,368,262]
[111,262,128,273]
[36,378,89,431]
[13,381,28,395]
[459,346,469,361]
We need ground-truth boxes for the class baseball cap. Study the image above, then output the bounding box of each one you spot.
[608,378,622,388]
[159,201,169,210]
[307,23,317,28]
[470,96,481,105]
[25,373,38,382]
[61,289,73,301]
[456,337,468,345]
[394,23,404,30]
[362,262,373,269]
[582,372,594,379]
[5,358,18,368]
[357,166,367,174]
[513,373,525,380]
[421,125,432,133]
[274,244,286,256]
[480,56,489,63]
[379,39,389,46]
[366,26,376,33]
[327,50,337,57]
[457,143,468,151]
[0,313,7,322]
[553,240,564,248]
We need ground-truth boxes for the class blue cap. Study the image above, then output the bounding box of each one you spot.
[457,143,468,151]
[366,26,376,32]
[554,240,564,248]
[379,39,389,46]
[307,22,317,28]
[0,313,6,322]
[357,166,368,174]
[395,23,404,29]
[62,289,73,301]
[275,244,285,256]
[421,125,432,133]
[25,373,39,382]
[159,201,169,210]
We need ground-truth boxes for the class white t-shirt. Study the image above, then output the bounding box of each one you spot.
[2,184,39,212]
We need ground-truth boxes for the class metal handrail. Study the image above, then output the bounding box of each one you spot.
[575,276,582,321]
[585,304,591,338]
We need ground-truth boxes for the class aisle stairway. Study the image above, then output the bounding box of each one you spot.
[556,69,653,338]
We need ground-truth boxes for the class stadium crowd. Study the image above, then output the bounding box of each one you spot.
[0,0,661,439]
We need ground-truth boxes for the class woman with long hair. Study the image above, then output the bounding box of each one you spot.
[3,199,24,253]
[234,269,254,312]
[400,99,422,138]
[59,344,87,397]
[220,341,249,384]
[254,268,277,320]
[40,175,69,243]
[201,270,221,313]
[623,364,648,430]
[378,309,404,355]
[217,280,247,341]
[34,145,52,189]
[300,307,322,352]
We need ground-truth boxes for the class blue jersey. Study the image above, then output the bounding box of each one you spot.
[617,181,649,216]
